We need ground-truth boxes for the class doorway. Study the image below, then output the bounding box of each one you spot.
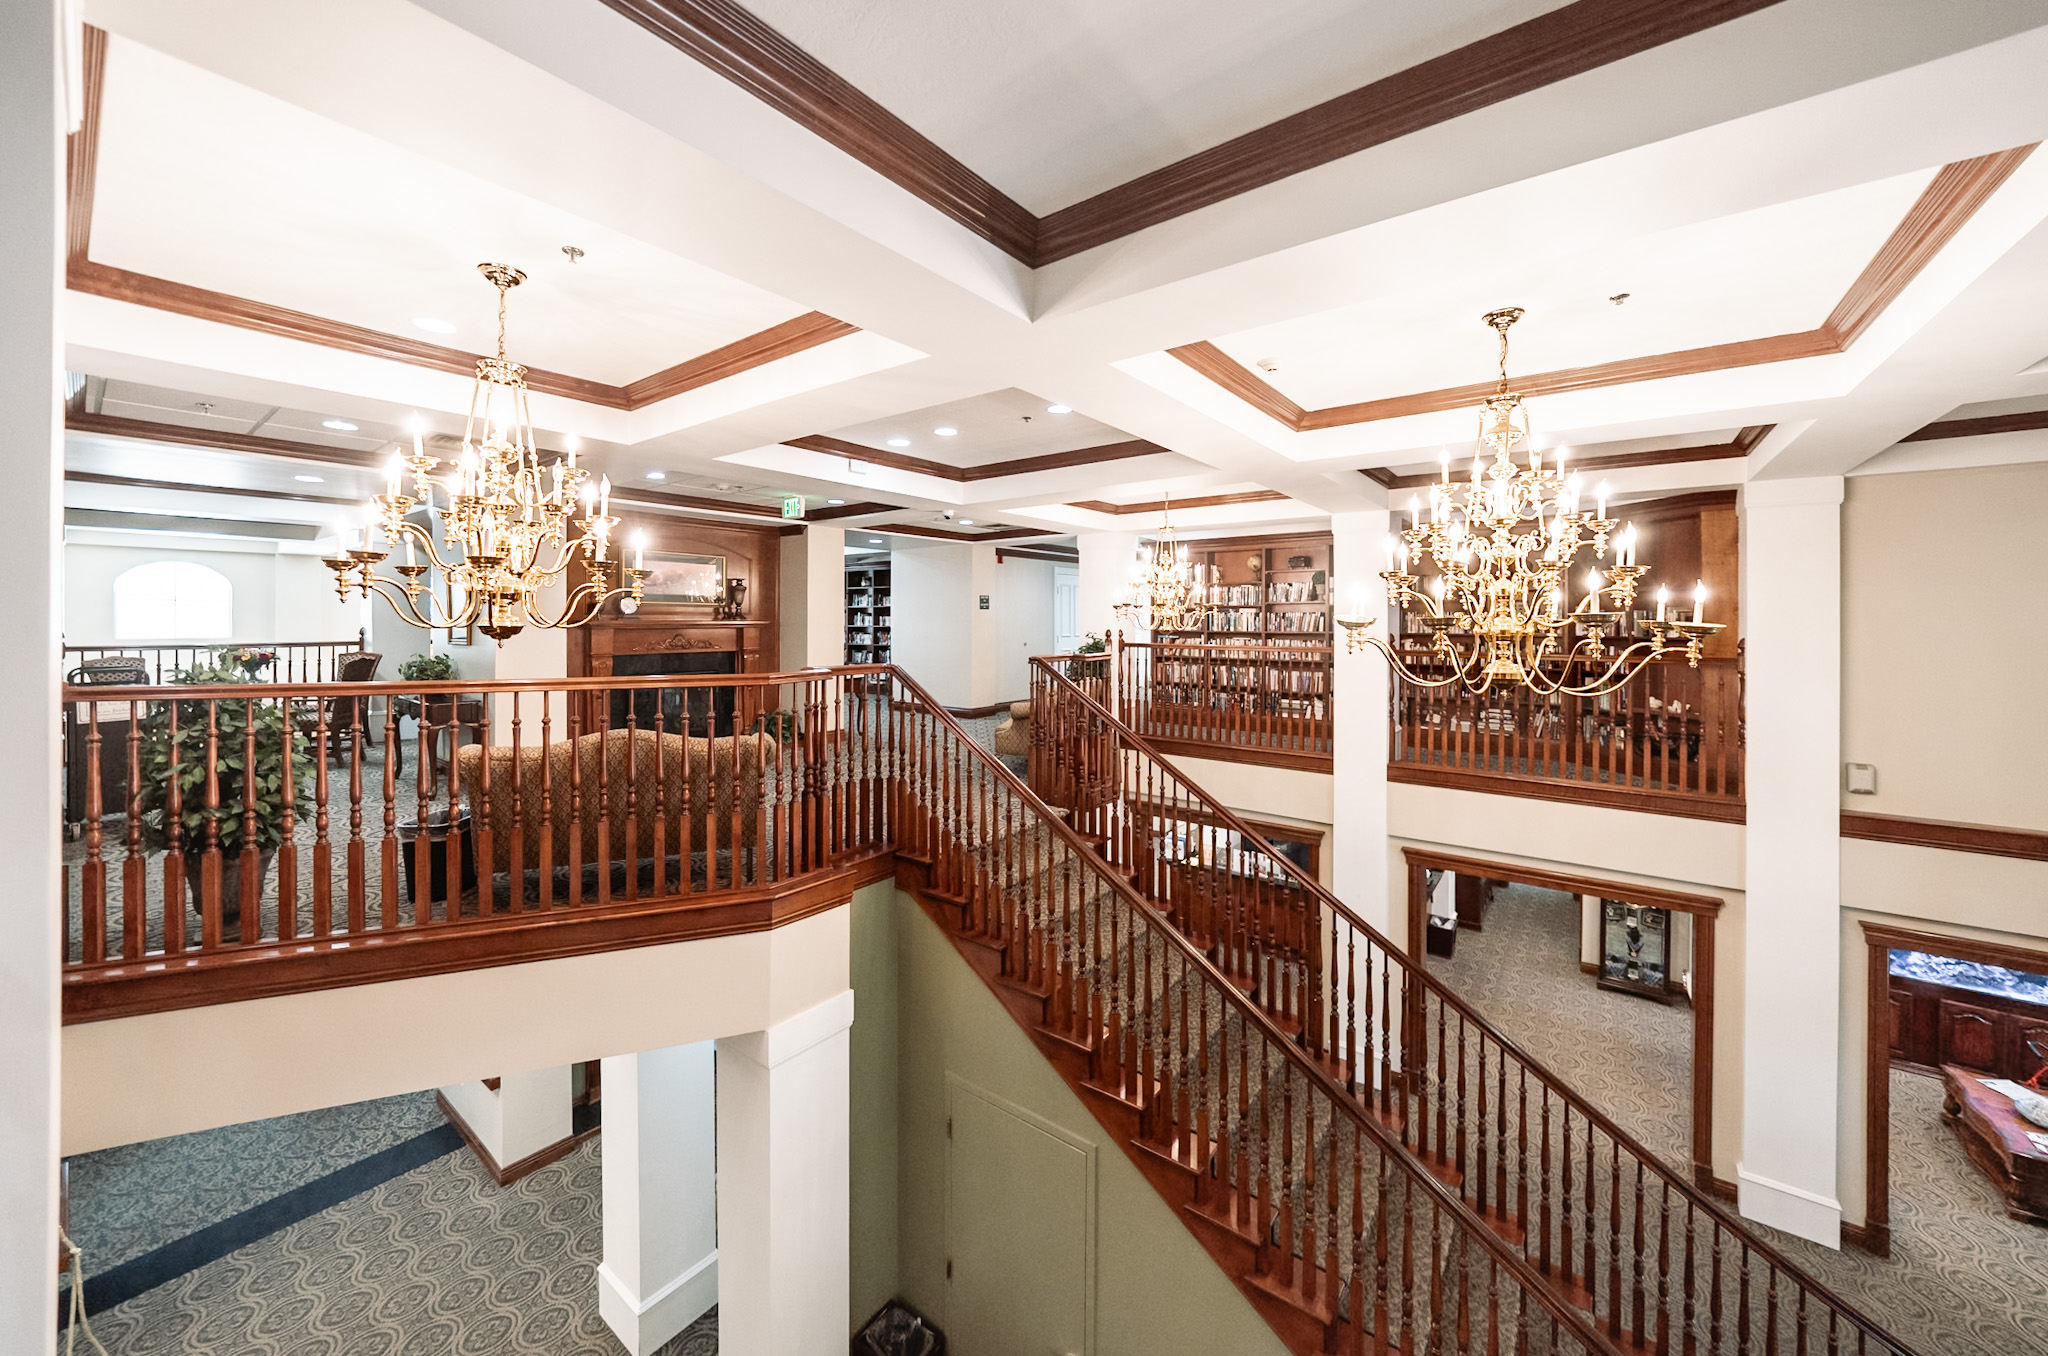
[1053,566,1081,653]
[1403,848,1721,1190]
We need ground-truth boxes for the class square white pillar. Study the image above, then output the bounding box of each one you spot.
[439,1064,573,1174]
[1075,531,1140,640]
[0,5,65,1352]
[1738,477,1844,1246]
[1331,510,1391,932]
[599,1042,718,1355]
[780,525,846,670]
[716,990,855,1356]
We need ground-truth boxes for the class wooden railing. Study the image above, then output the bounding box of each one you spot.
[64,632,369,683]
[1389,651,1743,821]
[1028,657,1914,1356]
[892,665,1623,1355]
[62,669,895,1019]
[1111,639,1333,769]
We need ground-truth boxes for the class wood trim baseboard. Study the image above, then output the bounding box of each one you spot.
[1387,761,1745,825]
[1185,148,2033,432]
[435,1089,601,1187]
[1839,1220,1890,1258]
[1840,811,2048,862]
[1140,733,1333,774]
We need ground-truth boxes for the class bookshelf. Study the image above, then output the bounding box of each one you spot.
[1145,532,1334,729]
[844,557,891,673]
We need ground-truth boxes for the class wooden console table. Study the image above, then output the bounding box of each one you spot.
[1941,1064,2048,1225]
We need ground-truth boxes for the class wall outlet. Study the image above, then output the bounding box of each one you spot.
[1844,763,1877,795]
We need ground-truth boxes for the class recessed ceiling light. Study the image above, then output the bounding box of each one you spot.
[933,426,957,437]
[645,470,667,481]
[321,419,358,431]
[1046,404,1072,415]
[293,474,324,483]
[959,518,974,525]
[886,438,911,448]
[827,498,845,505]
[869,538,882,545]
[412,317,457,334]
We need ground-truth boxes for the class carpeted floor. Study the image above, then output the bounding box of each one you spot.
[1425,883,2048,1356]
[63,1097,717,1355]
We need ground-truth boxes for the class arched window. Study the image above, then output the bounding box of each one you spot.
[113,561,233,640]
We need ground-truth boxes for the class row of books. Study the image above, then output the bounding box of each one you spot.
[1149,689,1329,718]
[1267,611,1329,632]
[1266,579,1325,602]
[1152,666,1329,692]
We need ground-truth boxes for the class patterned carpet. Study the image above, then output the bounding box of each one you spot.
[1426,883,2048,1356]
[64,1099,717,1355]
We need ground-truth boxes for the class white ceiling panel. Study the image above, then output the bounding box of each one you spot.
[827,387,1135,466]
[742,0,1567,213]
[90,34,813,386]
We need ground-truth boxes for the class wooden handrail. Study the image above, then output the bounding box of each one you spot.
[64,633,369,683]
[1027,655,1917,1356]
[888,663,1628,1354]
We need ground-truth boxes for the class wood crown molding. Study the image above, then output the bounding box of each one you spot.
[804,500,903,521]
[1068,490,1287,515]
[63,40,857,414]
[871,521,1056,542]
[1899,408,2048,443]
[1361,426,1771,490]
[600,1,1791,265]
[996,544,1080,564]
[1183,146,2035,432]
[67,409,388,469]
[785,432,1167,483]
[65,468,361,508]
[1840,812,2048,862]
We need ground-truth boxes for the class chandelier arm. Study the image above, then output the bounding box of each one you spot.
[1353,633,1470,689]
[1554,641,1676,697]
[361,575,457,631]
[382,520,465,575]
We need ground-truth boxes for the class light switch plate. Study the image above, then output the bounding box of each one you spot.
[1844,763,1877,795]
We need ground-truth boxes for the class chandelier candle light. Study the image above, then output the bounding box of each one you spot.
[1336,307,1721,695]
[324,263,648,642]
[1114,494,1212,632]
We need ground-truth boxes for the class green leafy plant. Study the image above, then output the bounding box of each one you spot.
[1066,631,1110,680]
[134,657,311,858]
[398,652,457,682]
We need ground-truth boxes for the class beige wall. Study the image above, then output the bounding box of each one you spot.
[1842,463,2048,829]
[848,879,901,1328]
[888,887,1290,1356]
[64,537,368,648]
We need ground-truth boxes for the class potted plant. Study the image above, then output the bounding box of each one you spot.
[216,645,276,679]
[134,656,311,932]
[396,652,458,723]
[1065,632,1110,682]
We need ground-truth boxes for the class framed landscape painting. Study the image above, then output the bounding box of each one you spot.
[641,552,726,604]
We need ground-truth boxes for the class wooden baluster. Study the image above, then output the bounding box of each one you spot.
[413,694,432,921]
[122,704,144,959]
[475,695,495,913]
[276,697,298,943]
[379,698,398,927]
[507,693,525,909]
[568,696,584,906]
[311,701,329,939]
[163,699,186,956]
[1559,1109,1576,1297]
[81,702,106,963]
[200,701,223,952]
[446,697,467,917]
[539,694,555,909]
[648,692,666,895]
[238,699,261,944]
[346,699,366,934]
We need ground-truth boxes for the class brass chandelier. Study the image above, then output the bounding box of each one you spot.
[1115,495,1210,631]
[1337,307,1720,695]
[325,263,647,643]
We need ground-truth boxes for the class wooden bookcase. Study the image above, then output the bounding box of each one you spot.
[1146,531,1334,729]
[844,557,892,670]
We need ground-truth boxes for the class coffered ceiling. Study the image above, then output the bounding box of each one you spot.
[62,0,2048,545]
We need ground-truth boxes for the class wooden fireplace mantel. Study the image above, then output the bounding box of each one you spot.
[565,513,783,677]
[574,617,774,674]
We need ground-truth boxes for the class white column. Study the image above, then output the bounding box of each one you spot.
[489,577,569,743]
[0,4,64,1351]
[1075,531,1139,640]
[779,525,845,669]
[1330,510,1391,932]
[1738,476,1844,1247]
[439,1065,573,1173]
[716,990,854,1356]
[599,1042,718,1355]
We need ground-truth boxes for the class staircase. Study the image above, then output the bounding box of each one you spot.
[887,661,1918,1356]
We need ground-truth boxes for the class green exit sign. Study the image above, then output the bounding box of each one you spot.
[781,494,805,520]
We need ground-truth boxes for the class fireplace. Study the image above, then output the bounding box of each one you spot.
[609,649,739,736]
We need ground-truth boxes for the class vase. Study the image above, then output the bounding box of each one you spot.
[184,847,277,935]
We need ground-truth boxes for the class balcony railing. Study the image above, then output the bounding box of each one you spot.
[1389,649,1743,821]
[64,632,369,684]
[1111,639,1334,769]
[62,669,894,1019]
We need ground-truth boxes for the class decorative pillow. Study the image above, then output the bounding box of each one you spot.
[2016,1093,2048,1130]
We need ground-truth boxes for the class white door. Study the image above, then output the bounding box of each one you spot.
[945,1078,1093,1355]
[1053,566,1081,653]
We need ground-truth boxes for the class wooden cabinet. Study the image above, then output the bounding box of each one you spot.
[1889,974,2048,1080]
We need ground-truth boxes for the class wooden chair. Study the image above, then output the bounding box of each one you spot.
[308,651,383,763]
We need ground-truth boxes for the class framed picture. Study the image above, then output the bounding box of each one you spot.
[641,552,727,604]
[444,580,473,645]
